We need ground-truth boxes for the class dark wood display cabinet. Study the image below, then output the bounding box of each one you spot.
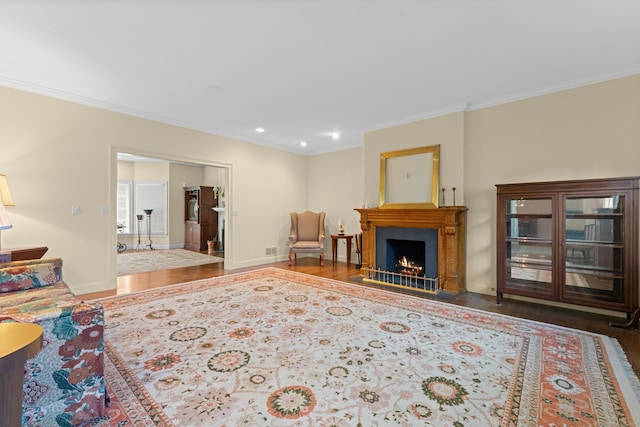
[496,177,639,328]
[184,186,217,252]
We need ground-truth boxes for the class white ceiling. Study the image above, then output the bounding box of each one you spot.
[1,1,639,155]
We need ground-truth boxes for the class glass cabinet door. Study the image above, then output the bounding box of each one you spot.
[503,197,555,298]
[563,194,625,305]
[497,177,638,317]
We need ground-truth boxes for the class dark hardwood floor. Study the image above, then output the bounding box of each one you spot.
[82,256,640,378]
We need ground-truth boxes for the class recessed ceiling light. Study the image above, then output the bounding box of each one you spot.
[300,141,307,147]
[331,132,340,140]
[256,127,265,133]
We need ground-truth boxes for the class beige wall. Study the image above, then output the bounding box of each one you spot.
[464,75,640,300]
[2,74,638,304]
[364,75,640,312]
[307,147,364,262]
[364,111,465,207]
[0,86,310,293]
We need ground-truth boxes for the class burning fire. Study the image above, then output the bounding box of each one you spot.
[397,256,423,276]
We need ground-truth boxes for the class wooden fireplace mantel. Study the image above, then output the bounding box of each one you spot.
[355,207,468,294]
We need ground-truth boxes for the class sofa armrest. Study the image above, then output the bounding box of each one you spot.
[0,258,63,293]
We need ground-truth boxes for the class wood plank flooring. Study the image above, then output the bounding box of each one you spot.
[81,257,640,378]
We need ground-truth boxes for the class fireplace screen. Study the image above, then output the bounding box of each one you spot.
[361,266,439,293]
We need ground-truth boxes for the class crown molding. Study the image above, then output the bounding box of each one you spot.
[0,75,312,155]
[363,103,469,134]
[465,66,640,112]
[3,66,639,157]
[362,67,640,133]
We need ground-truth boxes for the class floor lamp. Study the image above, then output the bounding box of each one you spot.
[0,174,15,251]
[0,202,11,251]
[135,214,144,251]
[143,209,154,250]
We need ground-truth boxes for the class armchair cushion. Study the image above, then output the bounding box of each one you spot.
[291,241,322,250]
[296,211,323,242]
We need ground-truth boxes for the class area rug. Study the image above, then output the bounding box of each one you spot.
[97,268,640,426]
[116,249,223,276]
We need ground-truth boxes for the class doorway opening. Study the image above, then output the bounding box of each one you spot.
[112,149,231,276]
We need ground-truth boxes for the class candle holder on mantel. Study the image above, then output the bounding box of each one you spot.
[440,188,458,207]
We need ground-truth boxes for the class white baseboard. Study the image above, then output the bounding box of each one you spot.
[71,280,115,296]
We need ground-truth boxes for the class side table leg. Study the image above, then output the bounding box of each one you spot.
[332,238,337,266]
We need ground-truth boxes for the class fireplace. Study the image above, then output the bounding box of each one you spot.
[356,207,467,294]
[363,226,440,293]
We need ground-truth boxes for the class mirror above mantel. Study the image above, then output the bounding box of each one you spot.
[379,144,440,209]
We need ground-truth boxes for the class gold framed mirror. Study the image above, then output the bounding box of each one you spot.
[379,144,440,209]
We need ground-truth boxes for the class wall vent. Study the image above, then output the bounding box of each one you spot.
[265,247,277,256]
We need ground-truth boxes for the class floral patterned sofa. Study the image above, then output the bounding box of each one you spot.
[0,258,107,426]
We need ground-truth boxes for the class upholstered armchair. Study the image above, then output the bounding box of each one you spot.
[289,211,326,266]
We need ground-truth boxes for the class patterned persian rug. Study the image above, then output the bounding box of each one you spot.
[97,268,640,426]
[116,249,223,276]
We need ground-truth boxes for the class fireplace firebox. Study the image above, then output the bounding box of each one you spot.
[377,227,438,277]
[356,207,467,294]
[391,241,425,276]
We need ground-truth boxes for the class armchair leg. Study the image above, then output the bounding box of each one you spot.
[320,254,324,267]
[288,252,296,266]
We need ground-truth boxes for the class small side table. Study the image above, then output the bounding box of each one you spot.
[0,323,44,427]
[3,247,49,262]
[331,234,353,266]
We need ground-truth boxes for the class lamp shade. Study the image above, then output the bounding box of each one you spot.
[0,174,15,206]
[0,201,12,231]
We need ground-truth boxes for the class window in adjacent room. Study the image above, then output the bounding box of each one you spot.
[117,180,168,236]
[117,180,133,234]
[134,181,168,235]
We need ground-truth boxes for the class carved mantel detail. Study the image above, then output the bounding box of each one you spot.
[355,207,468,294]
